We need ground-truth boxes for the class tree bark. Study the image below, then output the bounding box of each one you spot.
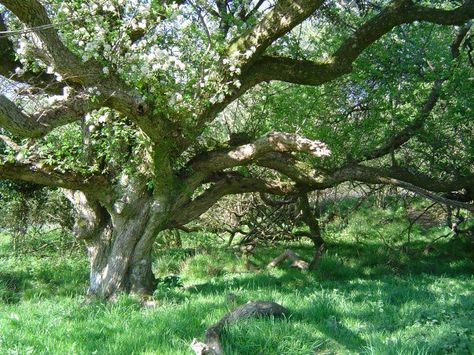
[86,224,157,299]
[86,210,163,298]
[298,192,325,269]
[65,189,167,299]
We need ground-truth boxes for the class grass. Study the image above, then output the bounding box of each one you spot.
[1,205,473,354]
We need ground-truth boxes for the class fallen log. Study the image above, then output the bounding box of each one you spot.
[190,300,289,355]
[267,244,325,270]
[267,249,310,269]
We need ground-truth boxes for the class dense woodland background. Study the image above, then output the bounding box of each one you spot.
[0,0,473,353]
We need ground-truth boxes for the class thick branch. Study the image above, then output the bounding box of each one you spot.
[63,190,109,240]
[331,166,474,195]
[0,0,97,84]
[170,173,293,227]
[245,0,474,86]
[188,131,330,175]
[337,166,474,211]
[177,132,329,205]
[298,191,324,247]
[192,0,473,143]
[0,92,98,138]
[246,55,351,87]
[257,152,327,186]
[227,0,324,69]
[407,2,474,26]
[257,153,474,210]
[0,160,113,200]
[0,134,20,151]
[334,0,474,66]
[190,1,325,139]
[0,0,158,140]
[0,13,60,91]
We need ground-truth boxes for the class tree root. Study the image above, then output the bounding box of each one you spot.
[190,301,289,355]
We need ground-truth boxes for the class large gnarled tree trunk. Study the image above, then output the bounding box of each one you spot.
[65,189,168,299]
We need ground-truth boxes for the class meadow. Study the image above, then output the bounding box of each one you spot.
[1,204,473,355]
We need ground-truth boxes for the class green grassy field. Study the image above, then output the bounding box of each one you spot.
[1,208,473,354]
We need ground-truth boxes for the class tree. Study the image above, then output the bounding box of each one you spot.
[0,0,473,299]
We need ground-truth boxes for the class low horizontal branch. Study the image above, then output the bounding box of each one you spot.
[257,154,474,210]
[0,160,113,200]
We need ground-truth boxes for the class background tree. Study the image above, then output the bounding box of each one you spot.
[0,0,473,299]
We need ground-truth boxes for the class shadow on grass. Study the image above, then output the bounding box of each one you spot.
[0,270,31,303]
[1,237,473,354]
[180,239,474,353]
[185,238,474,298]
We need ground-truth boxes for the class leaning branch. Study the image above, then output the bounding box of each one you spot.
[187,131,330,175]
[333,0,474,66]
[190,1,325,145]
[0,0,95,84]
[357,79,443,163]
[170,172,293,227]
[244,0,474,87]
[0,13,61,92]
[226,0,324,69]
[256,153,474,210]
[0,0,159,140]
[0,92,99,138]
[356,21,471,163]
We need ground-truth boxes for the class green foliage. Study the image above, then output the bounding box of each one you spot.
[1,1,474,352]
[36,124,88,173]
[0,184,75,254]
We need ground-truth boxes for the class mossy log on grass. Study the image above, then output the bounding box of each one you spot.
[191,300,289,355]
